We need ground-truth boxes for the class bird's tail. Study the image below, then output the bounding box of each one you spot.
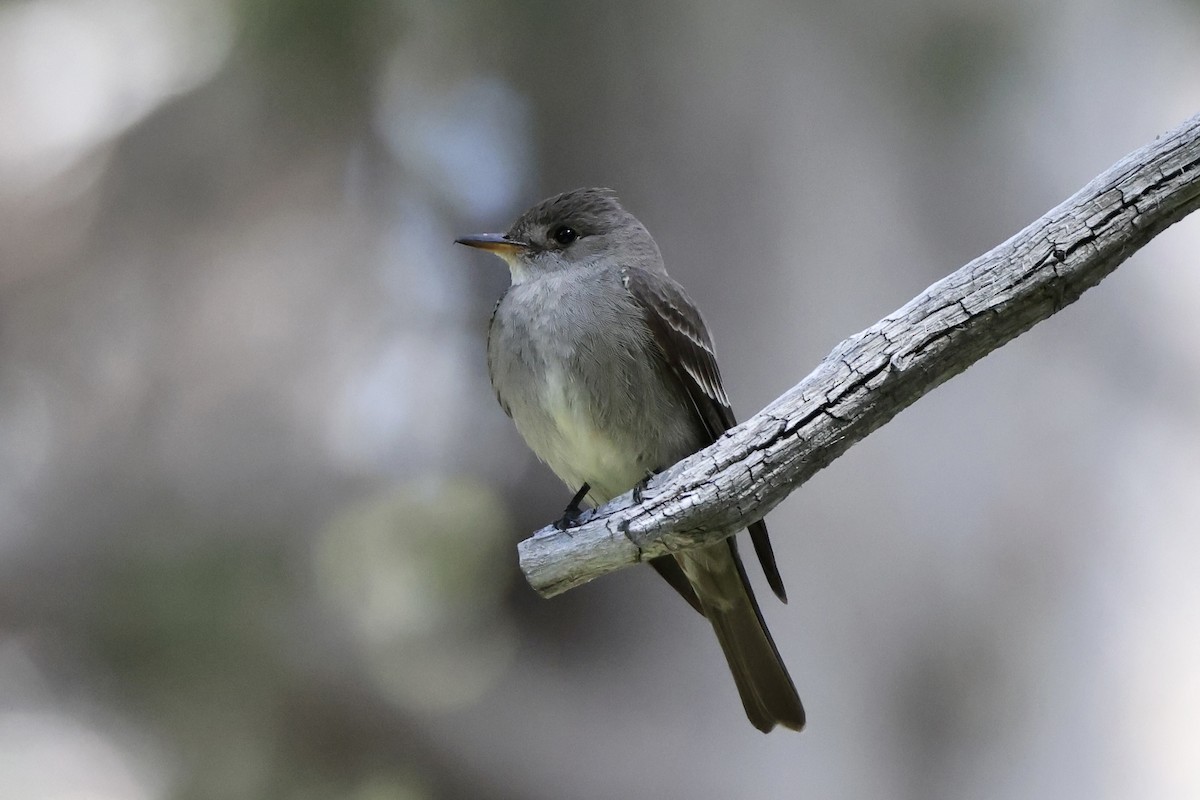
[699,545,805,733]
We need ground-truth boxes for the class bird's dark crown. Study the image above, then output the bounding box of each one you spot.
[506,187,633,245]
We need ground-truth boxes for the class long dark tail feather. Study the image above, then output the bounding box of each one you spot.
[749,519,788,603]
[654,525,785,614]
[649,555,704,615]
[705,542,805,732]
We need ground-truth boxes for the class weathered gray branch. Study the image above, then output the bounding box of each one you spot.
[518,113,1200,598]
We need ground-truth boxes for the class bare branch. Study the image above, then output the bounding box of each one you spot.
[518,113,1200,598]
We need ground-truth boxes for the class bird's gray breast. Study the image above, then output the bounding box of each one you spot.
[487,267,702,503]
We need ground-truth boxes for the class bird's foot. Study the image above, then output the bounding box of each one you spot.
[553,483,591,531]
[632,469,660,505]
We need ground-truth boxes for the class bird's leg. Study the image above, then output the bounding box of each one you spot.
[554,483,591,531]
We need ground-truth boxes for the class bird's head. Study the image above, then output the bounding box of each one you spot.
[456,187,663,282]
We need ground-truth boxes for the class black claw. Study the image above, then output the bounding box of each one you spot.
[552,513,582,532]
[554,483,591,530]
[632,470,659,505]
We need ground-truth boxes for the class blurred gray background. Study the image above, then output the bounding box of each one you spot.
[2,0,1199,798]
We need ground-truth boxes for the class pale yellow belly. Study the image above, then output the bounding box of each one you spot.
[515,364,645,505]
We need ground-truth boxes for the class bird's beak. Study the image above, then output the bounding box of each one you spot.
[454,232,529,256]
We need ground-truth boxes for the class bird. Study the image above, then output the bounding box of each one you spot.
[456,187,804,732]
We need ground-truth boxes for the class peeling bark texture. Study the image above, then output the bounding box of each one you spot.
[518,113,1200,599]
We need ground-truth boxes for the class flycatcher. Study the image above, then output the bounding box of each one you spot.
[457,188,804,732]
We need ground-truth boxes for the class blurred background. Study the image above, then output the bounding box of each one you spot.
[1,0,1199,797]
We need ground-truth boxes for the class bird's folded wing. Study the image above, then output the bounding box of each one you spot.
[621,267,788,604]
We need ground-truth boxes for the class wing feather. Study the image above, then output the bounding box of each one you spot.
[622,268,787,604]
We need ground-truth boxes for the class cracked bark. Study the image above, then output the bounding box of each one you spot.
[518,112,1200,598]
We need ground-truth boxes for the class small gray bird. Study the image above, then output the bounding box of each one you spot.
[457,188,804,732]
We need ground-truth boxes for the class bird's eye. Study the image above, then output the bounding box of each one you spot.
[552,225,579,245]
